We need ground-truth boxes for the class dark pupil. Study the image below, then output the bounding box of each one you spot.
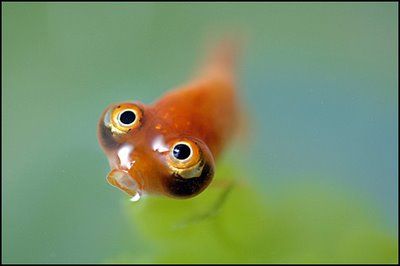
[173,144,191,160]
[119,110,136,125]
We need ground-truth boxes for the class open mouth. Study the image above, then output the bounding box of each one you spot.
[106,169,142,201]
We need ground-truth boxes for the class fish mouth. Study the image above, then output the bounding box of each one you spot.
[106,169,142,200]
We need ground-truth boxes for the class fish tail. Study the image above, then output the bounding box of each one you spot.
[198,37,243,83]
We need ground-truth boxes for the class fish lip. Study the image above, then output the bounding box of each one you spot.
[106,169,142,197]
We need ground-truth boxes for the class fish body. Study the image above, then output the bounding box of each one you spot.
[97,42,239,199]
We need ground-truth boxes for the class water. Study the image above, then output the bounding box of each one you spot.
[2,3,398,263]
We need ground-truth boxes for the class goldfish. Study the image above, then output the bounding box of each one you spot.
[97,41,240,201]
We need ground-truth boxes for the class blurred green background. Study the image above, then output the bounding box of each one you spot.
[2,3,398,264]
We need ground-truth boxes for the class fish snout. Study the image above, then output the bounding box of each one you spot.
[106,168,143,201]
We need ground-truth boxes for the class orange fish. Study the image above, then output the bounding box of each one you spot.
[97,41,240,201]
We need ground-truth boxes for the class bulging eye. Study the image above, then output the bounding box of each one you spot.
[118,109,136,126]
[167,139,202,179]
[163,138,215,198]
[172,143,192,161]
[107,103,142,134]
[169,141,199,167]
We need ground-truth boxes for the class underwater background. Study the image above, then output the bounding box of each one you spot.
[2,3,398,263]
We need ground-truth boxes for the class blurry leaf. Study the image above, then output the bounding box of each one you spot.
[116,164,398,263]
